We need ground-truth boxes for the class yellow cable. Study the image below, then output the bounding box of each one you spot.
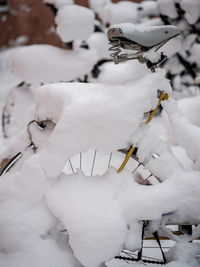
[117,92,168,173]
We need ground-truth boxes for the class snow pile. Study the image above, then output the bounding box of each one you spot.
[0,48,23,99]
[163,98,200,170]
[158,0,200,25]
[119,242,200,267]
[55,5,95,42]
[138,1,159,18]
[89,0,158,25]
[158,0,178,19]
[0,157,81,267]
[92,60,149,84]
[0,1,200,266]
[33,70,171,177]
[46,170,127,267]
[103,2,139,25]
[177,95,200,127]
[86,32,110,60]
[157,0,200,96]
[190,44,200,67]
[165,242,200,267]
[2,83,34,138]
[12,45,98,83]
[180,0,200,25]
[45,164,200,266]
[89,0,110,19]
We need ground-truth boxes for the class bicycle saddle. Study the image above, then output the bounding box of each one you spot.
[107,24,181,51]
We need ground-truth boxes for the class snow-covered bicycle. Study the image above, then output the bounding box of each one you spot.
[0,24,199,267]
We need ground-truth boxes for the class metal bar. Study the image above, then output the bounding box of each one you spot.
[108,153,112,168]
[69,160,75,174]
[80,153,82,170]
[91,150,97,176]
[132,163,141,174]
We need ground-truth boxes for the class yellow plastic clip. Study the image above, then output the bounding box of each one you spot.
[117,91,168,173]
[146,92,168,124]
[117,146,135,173]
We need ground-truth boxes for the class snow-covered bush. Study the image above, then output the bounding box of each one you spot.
[158,0,200,97]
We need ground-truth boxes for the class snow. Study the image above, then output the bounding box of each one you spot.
[12,45,98,83]
[55,5,95,42]
[0,48,23,96]
[138,1,159,18]
[46,170,127,267]
[34,70,171,177]
[92,60,149,84]
[190,44,200,66]
[86,32,110,60]
[89,0,158,25]
[177,95,200,127]
[180,0,200,25]
[114,242,200,266]
[0,1,200,266]
[162,98,200,170]
[0,168,79,267]
[45,162,200,266]
[2,83,34,138]
[108,24,181,48]
[158,0,178,19]
[89,0,110,16]
[103,2,139,25]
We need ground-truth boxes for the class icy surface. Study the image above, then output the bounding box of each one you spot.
[12,45,98,83]
[55,5,95,42]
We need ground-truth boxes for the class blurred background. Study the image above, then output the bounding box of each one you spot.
[0,0,141,48]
